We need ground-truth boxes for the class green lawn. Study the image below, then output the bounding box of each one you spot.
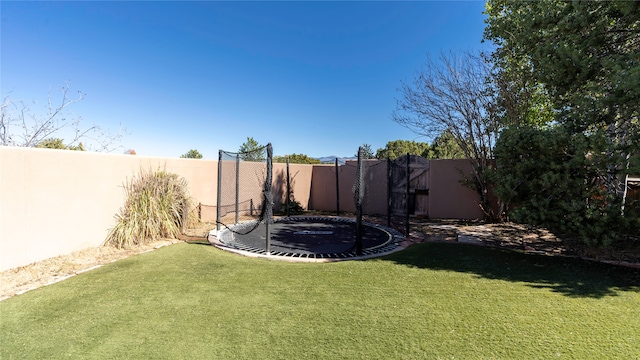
[1,242,638,359]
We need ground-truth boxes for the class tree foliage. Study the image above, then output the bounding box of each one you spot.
[486,0,640,244]
[273,153,321,164]
[494,126,638,246]
[486,57,555,128]
[238,137,266,162]
[485,1,639,129]
[430,130,466,159]
[180,149,203,159]
[356,144,375,159]
[36,137,85,151]
[485,0,639,191]
[375,139,430,160]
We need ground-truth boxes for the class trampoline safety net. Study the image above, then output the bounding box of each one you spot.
[216,143,273,235]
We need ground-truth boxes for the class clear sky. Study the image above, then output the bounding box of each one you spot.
[2,1,491,159]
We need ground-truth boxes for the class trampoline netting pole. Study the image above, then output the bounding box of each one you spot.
[286,157,290,218]
[355,147,364,255]
[405,153,410,237]
[235,153,240,224]
[216,150,223,233]
[387,157,392,228]
[264,143,273,254]
[335,157,340,217]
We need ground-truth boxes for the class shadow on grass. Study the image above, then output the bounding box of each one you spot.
[381,242,640,298]
[185,238,210,246]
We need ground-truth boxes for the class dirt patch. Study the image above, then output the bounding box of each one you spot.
[0,224,213,301]
[408,219,640,266]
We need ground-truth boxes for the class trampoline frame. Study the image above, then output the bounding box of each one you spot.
[209,216,405,262]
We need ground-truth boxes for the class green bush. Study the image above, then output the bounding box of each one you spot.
[275,198,305,216]
[287,199,305,215]
[494,126,638,246]
[105,169,192,249]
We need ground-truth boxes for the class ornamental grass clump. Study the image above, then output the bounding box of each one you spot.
[106,169,192,249]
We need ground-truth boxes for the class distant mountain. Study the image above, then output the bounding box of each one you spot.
[315,156,357,165]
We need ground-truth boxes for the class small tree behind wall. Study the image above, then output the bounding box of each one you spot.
[181,149,203,159]
[238,137,266,161]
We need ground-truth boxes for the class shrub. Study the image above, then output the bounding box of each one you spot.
[274,198,305,216]
[494,126,639,247]
[287,199,305,215]
[105,169,192,249]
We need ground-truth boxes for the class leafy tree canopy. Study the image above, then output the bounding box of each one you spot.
[430,130,466,159]
[484,0,639,146]
[485,0,640,210]
[485,0,640,243]
[180,149,203,159]
[273,153,321,164]
[375,140,430,160]
[36,138,85,151]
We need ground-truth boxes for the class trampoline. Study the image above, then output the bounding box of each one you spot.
[210,216,405,261]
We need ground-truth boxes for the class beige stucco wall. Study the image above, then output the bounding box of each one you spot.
[308,163,360,214]
[360,159,389,215]
[272,163,313,211]
[307,158,483,219]
[428,159,484,220]
[309,164,339,212]
[0,147,217,272]
[1,147,484,272]
[215,161,314,216]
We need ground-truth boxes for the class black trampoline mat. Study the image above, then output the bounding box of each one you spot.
[219,217,398,256]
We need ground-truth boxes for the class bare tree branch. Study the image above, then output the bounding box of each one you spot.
[1,81,125,151]
[393,51,500,219]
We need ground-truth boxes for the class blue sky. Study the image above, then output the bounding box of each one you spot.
[2,1,491,159]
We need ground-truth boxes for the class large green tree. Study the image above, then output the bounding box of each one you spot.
[485,0,640,192]
[485,0,640,243]
[430,131,466,159]
[375,140,430,160]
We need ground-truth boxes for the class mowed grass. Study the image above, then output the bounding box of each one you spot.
[1,242,639,359]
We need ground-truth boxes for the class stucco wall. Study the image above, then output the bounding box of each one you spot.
[428,159,484,220]
[307,158,483,219]
[309,164,339,212]
[272,162,313,211]
[0,147,218,271]
[1,147,484,271]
